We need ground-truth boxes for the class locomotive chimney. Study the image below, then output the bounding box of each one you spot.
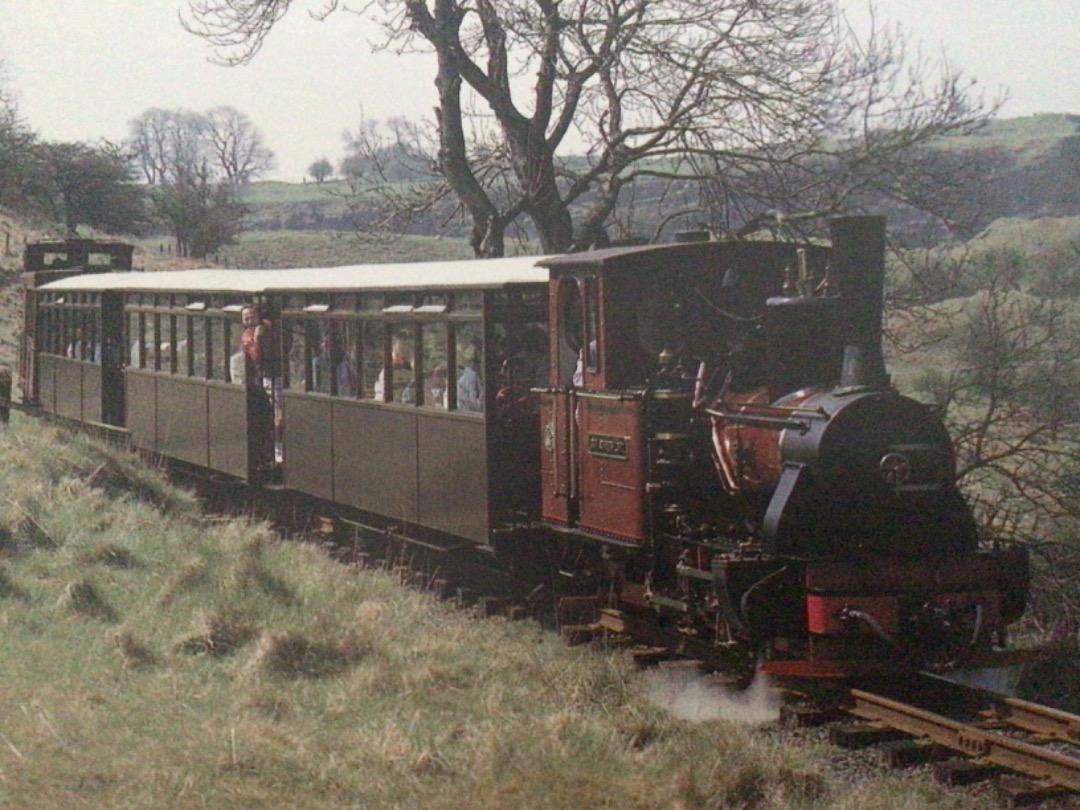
[830,216,889,388]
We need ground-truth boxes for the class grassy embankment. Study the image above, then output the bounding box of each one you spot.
[0,415,1003,810]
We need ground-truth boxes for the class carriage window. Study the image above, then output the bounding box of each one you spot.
[312,322,331,395]
[151,313,163,371]
[338,321,360,398]
[310,322,361,396]
[191,319,207,378]
[454,292,483,313]
[362,320,385,400]
[209,318,228,381]
[131,313,151,368]
[286,321,310,393]
[383,293,414,314]
[70,309,81,361]
[89,309,102,364]
[53,308,65,356]
[494,319,548,392]
[164,314,178,374]
[389,325,415,404]
[420,323,448,410]
[67,306,99,365]
[310,321,359,398]
[37,306,51,355]
[182,316,195,377]
[417,293,448,314]
[455,321,484,412]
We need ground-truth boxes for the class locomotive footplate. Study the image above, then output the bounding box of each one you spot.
[757,547,1032,679]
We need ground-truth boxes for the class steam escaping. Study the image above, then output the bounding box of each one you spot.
[643,663,780,724]
[938,665,1024,697]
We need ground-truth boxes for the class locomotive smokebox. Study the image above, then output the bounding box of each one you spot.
[830,216,888,389]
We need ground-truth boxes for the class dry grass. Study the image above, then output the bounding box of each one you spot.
[0,415,1005,810]
[76,542,139,569]
[57,578,117,622]
[174,609,258,657]
[110,629,159,671]
[246,630,369,679]
[0,563,28,600]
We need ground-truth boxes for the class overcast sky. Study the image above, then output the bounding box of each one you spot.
[2,1,1078,181]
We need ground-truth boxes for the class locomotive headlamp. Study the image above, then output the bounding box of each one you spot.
[879,452,913,488]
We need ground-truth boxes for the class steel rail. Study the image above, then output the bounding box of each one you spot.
[848,689,1080,792]
[982,694,1080,746]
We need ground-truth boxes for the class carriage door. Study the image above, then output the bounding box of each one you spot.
[540,277,586,526]
[100,292,125,426]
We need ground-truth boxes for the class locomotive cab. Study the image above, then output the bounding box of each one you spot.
[537,236,832,543]
[538,219,1029,680]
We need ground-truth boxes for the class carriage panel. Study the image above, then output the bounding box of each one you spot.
[37,354,58,414]
[417,413,488,543]
[158,376,210,468]
[125,371,158,452]
[283,393,334,501]
[54,357,84,422]
[81,364,103,425]
[353,406,419,524]
[207,384,250,479]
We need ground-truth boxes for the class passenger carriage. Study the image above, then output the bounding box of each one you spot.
[23,254,550,548]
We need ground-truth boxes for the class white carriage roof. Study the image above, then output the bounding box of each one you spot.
[37,255,551,294]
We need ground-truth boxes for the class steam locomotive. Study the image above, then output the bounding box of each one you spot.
[19,217,1029,681]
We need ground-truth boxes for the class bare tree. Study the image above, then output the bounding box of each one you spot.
[695,18,1005,242]
[128,108,175,185]
[128,107,274,186]
[336,115,461,240]
[889,245,1080,630]
[184,0,994,256]
[205,105,275,183]
[127,108,253,257]
[128,108,213,186]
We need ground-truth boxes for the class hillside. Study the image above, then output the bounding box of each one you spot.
[934,113,1080,166]
[0,416,1018,810]
[236,114,1080,242]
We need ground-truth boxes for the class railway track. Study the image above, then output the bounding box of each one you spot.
[824,676,1080,805]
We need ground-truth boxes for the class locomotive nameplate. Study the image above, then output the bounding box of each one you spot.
[588,434,628,460]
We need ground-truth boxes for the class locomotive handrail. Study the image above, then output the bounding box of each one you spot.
[568,389,579,501]
[533,386,644,403]
[714,400,830,419]
[706,400,831,433]
[704,409,822,434]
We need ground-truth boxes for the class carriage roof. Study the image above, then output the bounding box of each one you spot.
[36,254,551,295]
